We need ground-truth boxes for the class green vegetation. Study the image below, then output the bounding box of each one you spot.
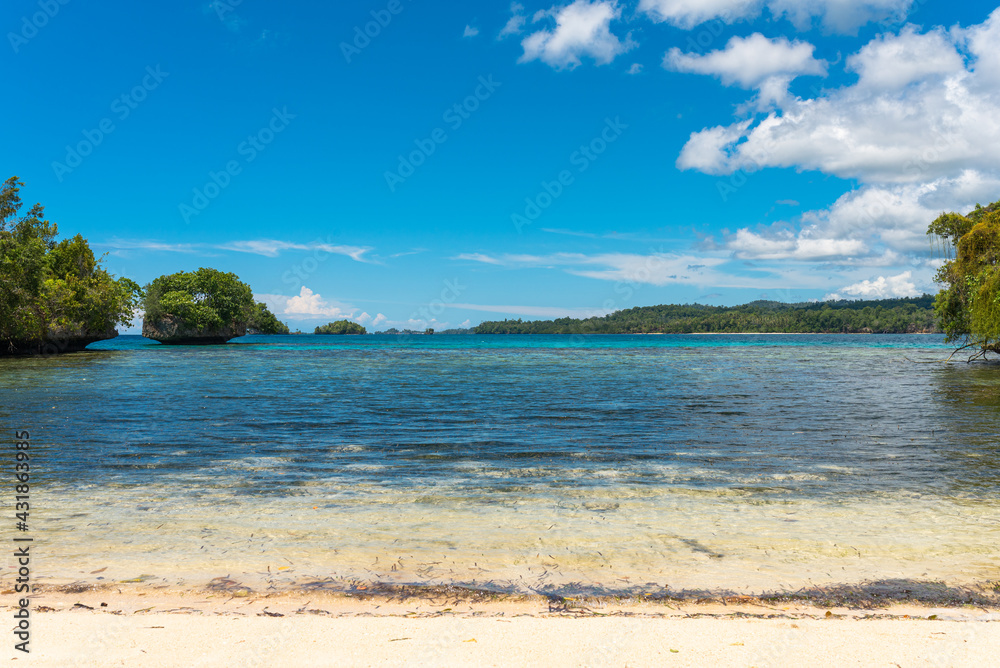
[0,177,141,355]
[315,320,367,335]
[928,198,1000,357]
[474,297,938,335]
[248,301,290,334]
[143,268,258,332]
[142,268,287,342]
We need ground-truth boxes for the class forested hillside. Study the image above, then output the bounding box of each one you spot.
[474,297,938,335]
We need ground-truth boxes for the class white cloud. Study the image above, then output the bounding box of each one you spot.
[455,250,731,286]
[825,271,919,300]
[768,0,913,33]
[665,34,827,89]
[676,16,1000,184]
[389,248,427,258]
[639,0,914,33]
[404,318,446,329]
[963,7,1000,87]
[499,2,527,39]
[257,286,375,324]
[519,0,634,70]
[627,63,643,75]
[817,172,1000,246]
[676,120,751,174]
[284,287,352,318]
[717,171,1000,268]
[356,311,389,326]
[219,239,373,262]
[709,172,1000,298]
[96,239,201,253]
[728,229,866,260]
[847,26,963,89]
[453,252,505,265]
[638,0,759,29]
[463,25,480,38]
[567,253,726,285]
[101,238,375,262]
[453,249,865,292]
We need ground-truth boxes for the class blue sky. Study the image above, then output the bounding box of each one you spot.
[4,0,999,332]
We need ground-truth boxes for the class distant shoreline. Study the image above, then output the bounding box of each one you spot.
[472,296,939,336]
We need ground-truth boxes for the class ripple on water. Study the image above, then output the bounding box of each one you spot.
[2,334,999,595]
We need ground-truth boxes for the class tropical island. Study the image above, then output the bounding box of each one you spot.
[0,177,289,353]
[471,198,1000,361]
[3,174,999,358]
[142,268,288,344]
[315,320,367,335]
[473,296,939,335]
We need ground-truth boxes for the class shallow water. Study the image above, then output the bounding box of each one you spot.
[2,334,999,595]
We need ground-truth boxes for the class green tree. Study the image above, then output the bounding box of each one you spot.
[247,301,290,334]
[473,297,937,335]
[0,176,141,354]
[314,320,366,335]
[143,268,255,340]
[928,199,1000,357]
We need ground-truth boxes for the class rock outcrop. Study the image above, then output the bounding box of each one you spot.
[1,326,118,356]
[142,315,246,345]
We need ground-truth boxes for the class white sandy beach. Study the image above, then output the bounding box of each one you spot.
[10,591,1000,667]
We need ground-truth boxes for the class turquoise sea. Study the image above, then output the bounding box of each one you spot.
[2,334,999,597]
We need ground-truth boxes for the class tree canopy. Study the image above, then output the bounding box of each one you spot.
[0,176,141,354]
[474,297,937,335]
[314,320,367,335]
[143,268,265,336]
[248,301,290,334]
[928,199,1000,357]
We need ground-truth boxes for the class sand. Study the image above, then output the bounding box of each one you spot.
[8,590,999,667]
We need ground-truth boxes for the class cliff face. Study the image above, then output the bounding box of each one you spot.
[1,326,119,356]
[142,315,246,345]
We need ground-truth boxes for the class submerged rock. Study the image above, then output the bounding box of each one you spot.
[142,315,245,345]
